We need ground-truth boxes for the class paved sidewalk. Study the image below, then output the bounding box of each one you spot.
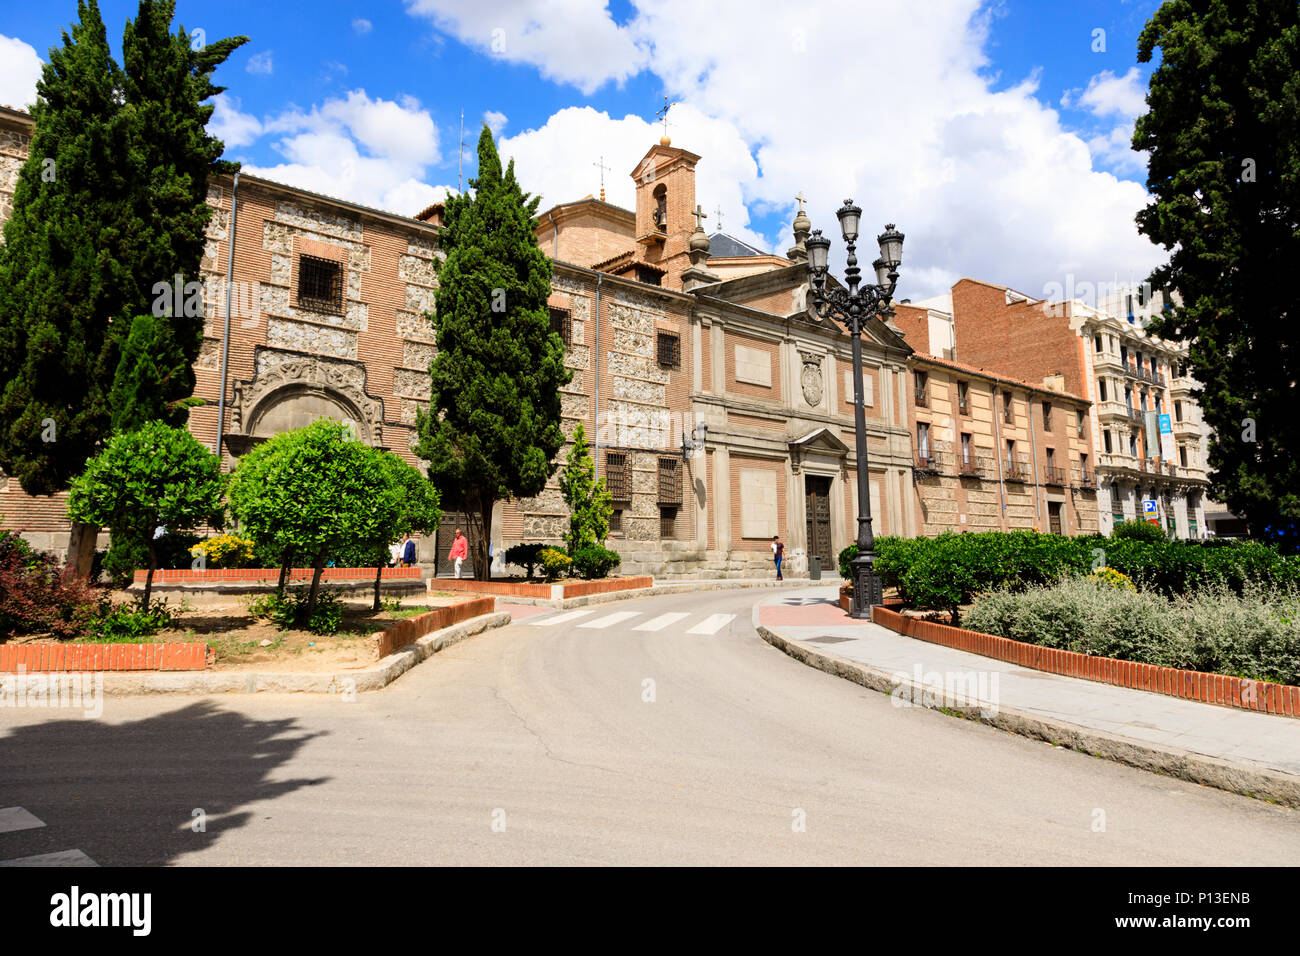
[755,586,1300,802]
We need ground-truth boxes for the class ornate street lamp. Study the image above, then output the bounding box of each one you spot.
[806,200,904,618]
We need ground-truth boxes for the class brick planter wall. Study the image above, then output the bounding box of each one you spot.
[430,576,653,600]
[0,642,210,672]
[371,596,496,658]
[135,567,422,584]
[871,605,1300,718]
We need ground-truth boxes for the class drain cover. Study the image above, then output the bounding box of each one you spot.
[806,636,855,644]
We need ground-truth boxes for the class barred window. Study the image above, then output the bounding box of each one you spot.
[605,452,631,501]
[609,509,623,533]
[656,331,681,367]
[298,255,343,314]
[659,506,677,539]
[549,307,572,347]
[657,457,682,504]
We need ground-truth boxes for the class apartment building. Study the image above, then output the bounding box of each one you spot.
[894,304,1099,536]
[939,278,1209,538]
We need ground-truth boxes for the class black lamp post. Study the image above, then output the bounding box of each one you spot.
[806,201,903,618]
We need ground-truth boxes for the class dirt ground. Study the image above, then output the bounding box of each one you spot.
[10,589,468,673]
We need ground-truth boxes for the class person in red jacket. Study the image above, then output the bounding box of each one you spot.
[448,528,469,579]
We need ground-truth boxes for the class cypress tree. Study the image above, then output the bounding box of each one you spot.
[0,0,245,574]
[1134,0,1300,547]
[413,125,571,579]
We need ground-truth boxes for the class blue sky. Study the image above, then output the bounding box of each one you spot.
[0,0,1170,300]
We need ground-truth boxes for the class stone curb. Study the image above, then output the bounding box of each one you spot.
[93,612,511,697]
[753,614,1300,810]
[495,577,817,609]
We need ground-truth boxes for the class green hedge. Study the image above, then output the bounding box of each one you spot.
[840,531,1300,623]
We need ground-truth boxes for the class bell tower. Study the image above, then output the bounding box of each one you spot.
[631,137,702,288]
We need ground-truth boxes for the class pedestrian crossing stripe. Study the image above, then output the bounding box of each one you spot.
[686,614,735,635]
[577,611,641,629]
[632,612,690,632]
[0,807,97,866]
[524,609,738,634]
[523,609,596,627]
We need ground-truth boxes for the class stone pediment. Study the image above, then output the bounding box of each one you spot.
[790,427,851,473]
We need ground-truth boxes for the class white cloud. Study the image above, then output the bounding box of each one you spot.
[483,110,508,135]
[404,0,649,95]
[352,18,373,35]
[0,35,42,111]
[243,89,453,215]
[246,50,274,75]
[1064,67,1147,119]
[497,103,769,254]
[209,94,263,148]
[476,0,1165,300]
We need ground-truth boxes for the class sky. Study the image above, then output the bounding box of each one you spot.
[0,0,1170,302]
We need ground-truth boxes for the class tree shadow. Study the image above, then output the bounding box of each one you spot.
[0,700,328,865]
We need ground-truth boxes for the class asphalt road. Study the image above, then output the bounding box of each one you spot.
[0,586,1296,865]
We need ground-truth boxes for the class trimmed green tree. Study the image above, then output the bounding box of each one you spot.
[558,421,612,552]
[226,420,395,616]
[362,452,442,611]
[0,0,245,576]
[66,421,223,606]
[413,124,571,580]
[1134,0,1300,548]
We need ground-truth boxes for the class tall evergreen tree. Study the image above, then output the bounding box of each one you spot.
[1134,0,1300,547]
[0,0,246,574]
[413,125,571,579]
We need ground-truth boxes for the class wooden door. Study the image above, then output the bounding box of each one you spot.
[1048,501,1063,535]
[805,476,833,568]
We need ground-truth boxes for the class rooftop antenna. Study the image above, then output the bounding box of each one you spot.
[713,203,724,232]
[593,155,611,202]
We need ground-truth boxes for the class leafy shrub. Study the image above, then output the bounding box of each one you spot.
[570,545,621,580]
[247,590,298,629]
[539,547,572,581]
[0,530,98,641]
[1088,567,1136,591]
[505,543,546,579]
[90,598,174,642]
[1111,519,1168,543]
[965,577,1300,686]
[189,534,256,569]
[246,586,345,634]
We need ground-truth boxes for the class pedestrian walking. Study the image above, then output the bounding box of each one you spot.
[449,528,469,579]
[401,533,417,568]
[771,534,784,580]
[388,540,401,568]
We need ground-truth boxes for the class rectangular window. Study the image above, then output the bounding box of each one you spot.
[1005,439,1015,466]
[635,266,663,286]
[961,432,972,464]
[1003,391,1013,424]
[659,506,677,539]
[917,422,931,459]
[1081,452,1089,476]
[656,331,681,367]
[1179,446,1188,467]
[657,456,682,504]
[1104,431,1112,453]
[957,380,969,415]
[609,509,623,533]
[605,452,631,501]
[1099,379,1107,402]
[1129,432,1138,457]
[1042,402,1052,431]
[549,307,572,347]
[1077,410,1086,438]
[297,254,343,314]
[1175,400,1183,422]
[914,370,928,407]
[1094,334,1103,352]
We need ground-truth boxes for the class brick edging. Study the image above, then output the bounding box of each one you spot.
[871,606,1300,718]
[372,597,496,658]
[134,566,423,584]
[0,642,209,672]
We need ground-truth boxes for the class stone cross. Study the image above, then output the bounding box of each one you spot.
[795,190,807,215]
[691,204,708,230]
